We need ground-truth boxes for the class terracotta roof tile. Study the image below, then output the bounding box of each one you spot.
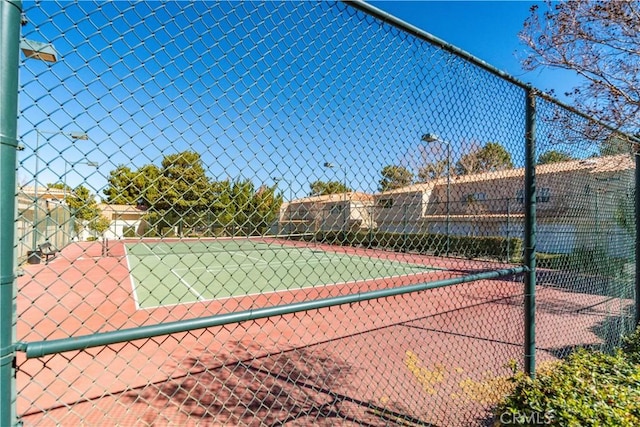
[288,192,374,204]
[376,154,634,195]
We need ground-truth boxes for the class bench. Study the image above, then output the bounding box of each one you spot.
[38,242,59,263]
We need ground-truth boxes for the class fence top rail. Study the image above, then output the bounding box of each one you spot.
[345,0,640,144]
[344,0,531,90]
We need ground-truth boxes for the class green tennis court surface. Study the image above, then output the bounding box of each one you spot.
[126,239,436,309]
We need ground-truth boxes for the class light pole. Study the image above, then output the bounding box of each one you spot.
[61,159,99,200]
[20,38,58,63]
[32,130,89,250]
[422,133,451,256]
[323,162,348,232]
[272,176,292,202]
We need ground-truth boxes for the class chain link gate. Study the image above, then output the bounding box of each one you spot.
[1,1,638,425]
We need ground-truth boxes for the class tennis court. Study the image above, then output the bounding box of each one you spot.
[126,237,439,309]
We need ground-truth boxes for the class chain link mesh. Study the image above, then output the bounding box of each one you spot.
[10,1,636,425]
[534,96,637,358]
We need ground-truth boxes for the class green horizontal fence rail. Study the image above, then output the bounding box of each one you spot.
[18,267,528,358]
[3,1,640,425]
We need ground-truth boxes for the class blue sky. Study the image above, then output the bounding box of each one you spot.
[17,1,588,200]
[369,1,584,101]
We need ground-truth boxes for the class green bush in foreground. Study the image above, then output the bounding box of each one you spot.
[494,339,640,426]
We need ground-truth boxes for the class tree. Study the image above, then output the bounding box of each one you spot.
[455,142,513,175]
[520,1,640,131]
[249,184,283,235]
[88,215,112,237]
[417,159,449,182]
[49,183,107,235]
[104,164,161,206]
[103,166,136,204]
[102,151,282,237]
[156,151,212,214]
[538,150,575,165]
[309,180,351,196]
[209,179,234,233]
[153,151,213,236]
[379,165,413,192]
[599,135,635,156]
[615,188,635,238]
[229,179,253,235]
[213,179,282,236]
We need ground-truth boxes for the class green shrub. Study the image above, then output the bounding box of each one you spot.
[494,348,640,426]
[622,326,640,365]
[300,230,522,262]
[123,226,137,238]
[86,236,97,242]
[537,248,626,275]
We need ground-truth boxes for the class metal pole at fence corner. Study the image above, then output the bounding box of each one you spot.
[506,197,511,263]
[32,130,39,251]
[402,204,407,251]
[524,87,537,378]
[635,153,640,326]
[0,1,22,425]
[446,141,451,256]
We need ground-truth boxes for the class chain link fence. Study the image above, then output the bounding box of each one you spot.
[533,96,637,357]
[16,189,75,264]
[1,1,637,425]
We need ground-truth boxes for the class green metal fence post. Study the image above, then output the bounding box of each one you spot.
[0,1,22,424]
[524,87,537,377]
[402,204,407,251]
[368,204,373,248]
[506,197,510,263]
[634,153,640,326]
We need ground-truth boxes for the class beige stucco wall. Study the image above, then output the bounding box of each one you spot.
[372,162,634,255]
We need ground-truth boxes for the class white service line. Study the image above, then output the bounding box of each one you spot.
[170,268,205,301]
[235,252,270,265]
[124,243,141,310]
[171,257,336,275]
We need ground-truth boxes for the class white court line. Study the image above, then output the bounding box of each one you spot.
[135,242,164,262]
[131,244,437,310]
[233,251,270,265]
[170,268,205,302]
[170,257,336,275]
[124,243,141,311]
[137,268,440,311]
[287,248,435,270]
[168,256,433,278]
[156,246,229,255]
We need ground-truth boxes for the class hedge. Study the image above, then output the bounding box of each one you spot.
[123,226,137,238]
[494,327,640,426]
[536,247,627,274]
[293,230,522,262]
